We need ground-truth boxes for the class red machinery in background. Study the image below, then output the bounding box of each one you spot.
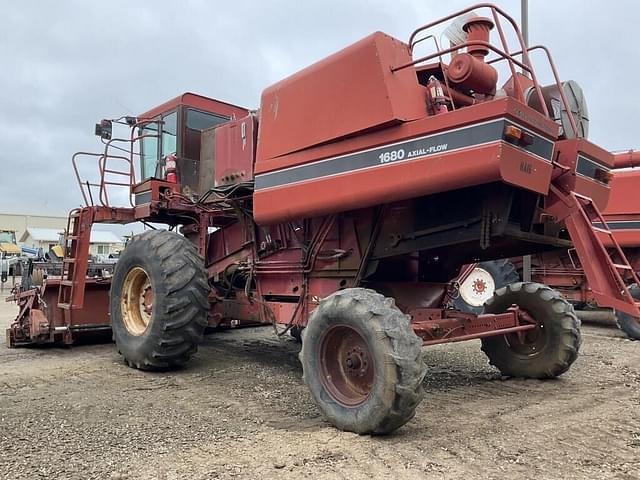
[7,4,640,434]
[458,150,640,338]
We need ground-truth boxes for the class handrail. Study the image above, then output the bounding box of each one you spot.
[71,119,163,209]
[489,45,579,137]
[393,40,547,115]
[403,3,553,126]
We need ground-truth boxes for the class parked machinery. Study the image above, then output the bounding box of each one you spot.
[0,229,22,282]
[7,4,640,433]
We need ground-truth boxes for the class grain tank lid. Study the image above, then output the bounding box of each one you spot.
[256,31,428,163]
[138,92,249,121]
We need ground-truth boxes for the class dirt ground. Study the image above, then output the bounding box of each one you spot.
[1,286,639,480]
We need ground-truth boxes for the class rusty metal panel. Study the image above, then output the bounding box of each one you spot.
[214,114,257,186]
[256,32,427,164]
[199,126,217,194]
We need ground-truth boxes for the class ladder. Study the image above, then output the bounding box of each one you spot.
[547,185,640,318]
[57,207,94,311]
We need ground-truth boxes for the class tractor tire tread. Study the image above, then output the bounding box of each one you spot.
[111,230,209,371]
[481,282,580,379]
[300,288,426,434]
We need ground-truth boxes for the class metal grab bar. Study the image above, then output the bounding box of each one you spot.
[71,119,163,209]
[487,45,579,137]
[403,3,552,125]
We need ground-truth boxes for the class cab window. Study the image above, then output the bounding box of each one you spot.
[184,109,229,160]
[141,123,159,179]
[161,111,178,157]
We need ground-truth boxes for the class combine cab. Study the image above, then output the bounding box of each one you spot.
[8,4,640,433]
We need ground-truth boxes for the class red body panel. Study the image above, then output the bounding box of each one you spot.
[605,170,640,216]
[139,92,248,121]
[254,142,553,224]
[213,114,258,186]
[256,32,427,162]
[552,138,614,211]
[254,98,558,224]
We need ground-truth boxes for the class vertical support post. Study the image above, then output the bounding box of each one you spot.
[522,255,532,282]
[521,0,530,76]
[521,0,529,47]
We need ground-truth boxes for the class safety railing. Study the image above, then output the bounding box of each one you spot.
[400,3,578,137]
[71,119,162,208]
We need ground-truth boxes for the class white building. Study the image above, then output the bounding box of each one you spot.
[19,228,124,257]
[0,212,67,244]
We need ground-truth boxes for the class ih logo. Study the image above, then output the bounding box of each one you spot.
[520,161,532,174]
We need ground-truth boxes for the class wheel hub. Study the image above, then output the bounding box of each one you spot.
[319,325,374,406]
[345,346,368,376]
[507,307,546,356]
[121,267,153,336]
[459,267,496,307]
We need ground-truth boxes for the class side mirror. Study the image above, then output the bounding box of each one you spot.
[95,119,113,140]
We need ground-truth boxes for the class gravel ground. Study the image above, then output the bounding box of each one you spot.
[1,285,639,479]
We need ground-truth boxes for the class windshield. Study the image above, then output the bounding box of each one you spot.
[0,231,16,243]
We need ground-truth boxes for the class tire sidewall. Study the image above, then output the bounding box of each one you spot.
[302,298,398,433]
[482,282,579,377]
[110,234,173,366]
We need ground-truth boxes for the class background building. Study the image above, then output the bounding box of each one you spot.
[2,213,129,258]
[0,212,66,244]
[19,227,124,257]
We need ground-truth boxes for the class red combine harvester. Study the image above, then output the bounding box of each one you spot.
[7,4,640,433]
[458,151,640,339]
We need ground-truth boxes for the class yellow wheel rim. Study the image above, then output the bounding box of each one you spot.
[121,267,153,336]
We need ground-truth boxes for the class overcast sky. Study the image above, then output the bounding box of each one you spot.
[1,0,638,218]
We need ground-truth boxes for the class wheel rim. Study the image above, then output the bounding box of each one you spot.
[505,309,546,357]
[121,266,153,336]
[318,325,375,407]
[459,267,496,307]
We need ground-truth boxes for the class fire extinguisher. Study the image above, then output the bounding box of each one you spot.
[426,75,448,115]
[165,154,177,183]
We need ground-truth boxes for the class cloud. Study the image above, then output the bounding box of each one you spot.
[0,0,637,218]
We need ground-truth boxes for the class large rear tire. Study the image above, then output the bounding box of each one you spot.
[300,288,426,434]
[481,282,581,379]
[616,284,640,340]
[110,230,209,370]
[454,259,519,314]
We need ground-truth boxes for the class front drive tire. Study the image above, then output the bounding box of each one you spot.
[110,230,209,370]
[300,288,426,434]
[481,282,581,379]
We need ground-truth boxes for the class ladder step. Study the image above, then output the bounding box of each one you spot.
[58,303,72,310]
[612,263,633,270]
[60,280,75,287]
[63,258,76,263]
[67,235,79,240]
[592,226,611,235]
